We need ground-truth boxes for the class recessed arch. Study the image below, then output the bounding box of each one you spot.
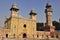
[6,34,8,38]
[23,33,27,38]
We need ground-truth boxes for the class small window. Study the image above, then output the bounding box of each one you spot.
[24,24,26,28]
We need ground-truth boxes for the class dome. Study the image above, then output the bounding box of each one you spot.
[29,8,37,15]
[10,3,19,11]
[31,8,36,13]
[46,2,51,8]
[46,2,51,6]
[12,3,18,9]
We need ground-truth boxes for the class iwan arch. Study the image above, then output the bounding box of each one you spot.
[0,2,56,38]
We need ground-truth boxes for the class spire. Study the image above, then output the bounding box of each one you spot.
[10,3,19,11]
[29,9,37,15]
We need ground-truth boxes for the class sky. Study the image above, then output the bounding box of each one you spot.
[0,0,60,27]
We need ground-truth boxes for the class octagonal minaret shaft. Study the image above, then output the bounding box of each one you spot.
[45,2,53,26]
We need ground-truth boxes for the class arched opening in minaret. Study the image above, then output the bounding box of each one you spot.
[23,33,27,38]
[6,34,8,38]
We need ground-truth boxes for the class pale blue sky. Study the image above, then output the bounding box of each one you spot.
[0,0,60,26]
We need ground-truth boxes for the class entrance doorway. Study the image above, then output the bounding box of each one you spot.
[14,34,15,38]
[6,34,8,38]
[23,33,27,38]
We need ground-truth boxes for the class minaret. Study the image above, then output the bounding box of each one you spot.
[45,2,55,38]
[45,2,55,33]
[29,9,37,38]
[10,4,19,38]
[29,9,37,20]
[45,2,53,26]
[10,3,19,17]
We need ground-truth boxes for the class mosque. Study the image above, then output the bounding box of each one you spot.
[0,2,59,39]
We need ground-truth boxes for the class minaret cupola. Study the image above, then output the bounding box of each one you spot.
[45,2,53,13]
[10,3,19,11]
[29,9,37,20]
[10,3,19,17]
